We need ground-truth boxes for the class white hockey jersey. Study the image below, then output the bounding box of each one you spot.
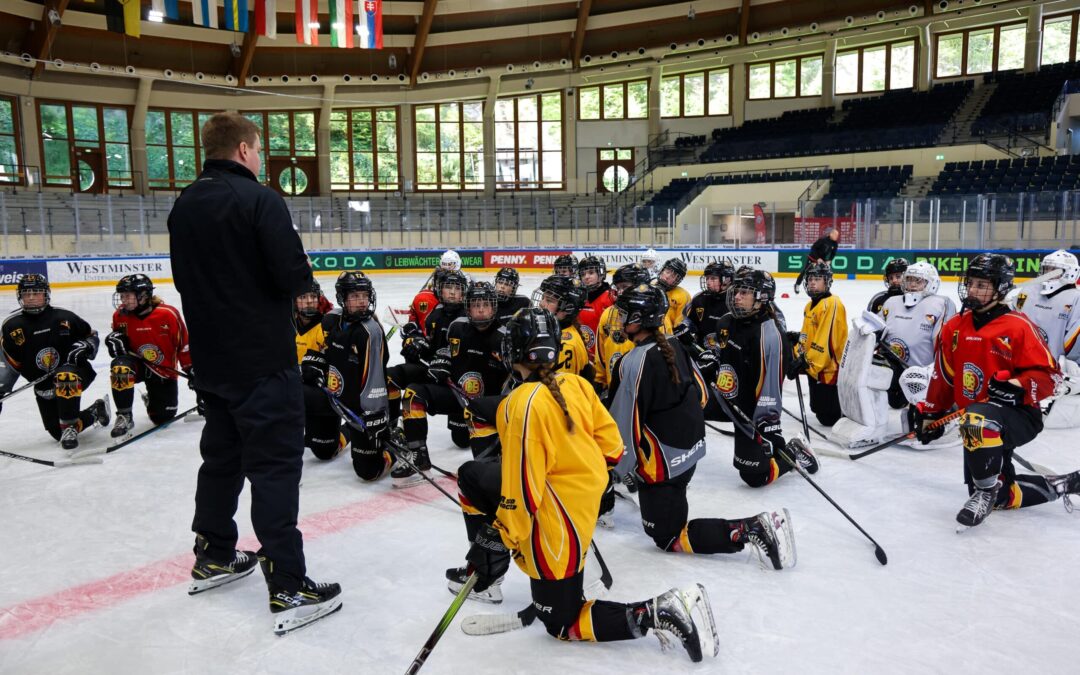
[1019,286,1080,362]
[880,293,956,367]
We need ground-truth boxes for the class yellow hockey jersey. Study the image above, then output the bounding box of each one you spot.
[295,318,327,363]
[556,324,590,376]
[593,304,635,388]
[493,372,624,581]
[798,294,847,385]
[662,285,692,335]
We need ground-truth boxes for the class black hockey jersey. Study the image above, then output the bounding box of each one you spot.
[421,304,465,358]
[684,292,728,349]
[2,307,95,384]
[867,286,903,316]
[320,312,389,415]
[714,311,792,425]
[446,318,508,399]
[495,295,531,327]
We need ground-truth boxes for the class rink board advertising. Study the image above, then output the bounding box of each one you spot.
[0,260,48,285]
[777,250,1047,278]
[309,250,484,271]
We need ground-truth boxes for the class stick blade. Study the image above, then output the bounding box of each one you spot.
[875,546,888,566]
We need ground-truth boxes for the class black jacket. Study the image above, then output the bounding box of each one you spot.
[809,236,838,263]
[168,159,313,390]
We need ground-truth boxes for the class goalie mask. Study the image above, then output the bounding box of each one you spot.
[1039,249,1080,295]
[901,261,941,308]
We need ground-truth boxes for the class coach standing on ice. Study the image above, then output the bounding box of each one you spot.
[794,228,840,294]
[168,112,341,635]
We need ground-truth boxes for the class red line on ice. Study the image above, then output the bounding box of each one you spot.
[0,479,454,640]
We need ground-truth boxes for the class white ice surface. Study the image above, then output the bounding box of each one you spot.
[0,271,1078,675]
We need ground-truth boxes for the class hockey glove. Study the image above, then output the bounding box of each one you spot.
[693,348,720,383]
[987,372,1024,407]
[908,403,946,445]
[401,335,430,364]
[428,349,452,383]
[361,407,389,443]
[300,350,329,388]
[65,336,98,367]
[671,321,695,347]
[104,331,129,360]
[755,414,785,458]
[401,321,422,339]
[466,522,511,591]
[599,470,616,517]
[785,353,809,380]
[184,368,197,391]
[622,471,639,494]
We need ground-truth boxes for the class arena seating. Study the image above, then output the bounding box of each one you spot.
[926,154,1080,218]
[812,165,913,217]
[972,62,1080,137]
[643,167,829,213]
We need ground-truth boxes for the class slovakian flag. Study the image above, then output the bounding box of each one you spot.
[223,0,248,31]
[295,0,318,45]
[105,0,141,37]
[192,0,219,28]
[358,0,383,49]
[255,0,276,38]
[328,0,353,48]
[150,0,180,19]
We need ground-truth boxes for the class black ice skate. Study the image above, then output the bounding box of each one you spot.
[91,397,111,428]
[786,436,819,474]
[638,584,719,663]
[188,535,258,595]
[446,565,504,604]
[956,481,1002,532]
[391,442,431,489]
[59,425,79,451]
[737,508,797,570]
[261,559,343,636]
[1047,471,1080,512]
[111,412,134,439]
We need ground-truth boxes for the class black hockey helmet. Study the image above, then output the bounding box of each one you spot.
[612,263,651,291]
[884,257,909,288]
[701,261,736,294]
[656,258,688,290]
[436,270,469,308]
[614,283,668,330]
[727,269,776,319]
[114,273,155,314]
[804,260,833,299]
[501,307,561,380]
[336,270,376,319]
[959,253,1015,311]
[577,255,608,291]
[493,267,520,300]
[553,254,578,277]
[295,278,323,319]
[16,273,50,314]
[466,281,499,330]
[532,275,585,325]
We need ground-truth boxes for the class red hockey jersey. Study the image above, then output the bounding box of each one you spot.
[577,286,614,356]
[112,302,192,378]
[409,289,439,335]
[923,308,1058,413]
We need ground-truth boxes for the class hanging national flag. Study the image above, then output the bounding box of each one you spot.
[192,0,219,29]
[328,0,353,48]
[295,0,318,46]
[150,0,180,20]
[358,0,383,49]
[255,0,277,38]
[223,0,248,31]
[105,0,141,37]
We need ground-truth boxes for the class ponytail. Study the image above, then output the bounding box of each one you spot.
[655,335,682,385]
[151,295,164,307]
[537,364,575,432]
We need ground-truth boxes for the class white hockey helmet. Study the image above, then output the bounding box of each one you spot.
[440,250,462,271]
[901,261,940,307]
[1039,249,1080,295]
[642,248,658,263]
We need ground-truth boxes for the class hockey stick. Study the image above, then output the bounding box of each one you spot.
[405,571,478,675]
[0,370,54,403]
[705,421,733,437]
[125,352,191,380]
[711,383,888,566]
[793,375,812,441]
[0,448,103,468]
[850,406,968,460]
[71,405,199,459]
[782,406,829,442]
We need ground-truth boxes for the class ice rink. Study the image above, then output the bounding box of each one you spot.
[0,270,1077,675]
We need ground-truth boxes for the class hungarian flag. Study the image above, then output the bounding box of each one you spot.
[254,0,276,38]
[329,0,353,48]
[223,0,248,32]
[358,0,382,49]
[192,0,219,28]
[295,0,318,45]
[105,0,141,37]
[150,0,180,19]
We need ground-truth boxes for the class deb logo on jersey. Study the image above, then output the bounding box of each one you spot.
[137,344,164,365]
[716,364,739,398]
[888,339,909,363]
[326,365,345,396]
[961,363,985,400]
[579,324,596,351]
[35,347,59,372]
[457,371,484,397]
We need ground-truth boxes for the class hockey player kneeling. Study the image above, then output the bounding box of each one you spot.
[912,254,1080,530]
[795,262,847,427]
[449,308,719,662]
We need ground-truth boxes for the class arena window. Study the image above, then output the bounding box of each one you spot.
[495,91,564,190]
[577,79,648,121]
[746,55,823,101]
[835,39,917,95]
[1042,13,1078,65]
[934,22,1026,79]
[145,109,214,190]
[414,101,484,191]
[329,107,399,192]
[37,101,133,190]
[0,95,23,185]
[659,67,730,117]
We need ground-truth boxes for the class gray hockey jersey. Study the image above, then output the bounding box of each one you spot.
[880,294,956,367]
[1019,286,1080,362]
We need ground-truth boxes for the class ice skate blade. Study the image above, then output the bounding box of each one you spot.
[274,599,343,636]
[684,583,720,659]
[447,579,503,604]
[597,512,614,529]
[187,565,256,595]
[392,472,429,489]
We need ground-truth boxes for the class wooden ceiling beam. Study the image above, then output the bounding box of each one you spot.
[235,31,259,87]
[409,0,440,87]
[28,0,70,79]
[570,0,593,71]
[738,0,751,46]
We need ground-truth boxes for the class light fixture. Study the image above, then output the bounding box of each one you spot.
[308,21,320,29]
[148,10,163,23]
